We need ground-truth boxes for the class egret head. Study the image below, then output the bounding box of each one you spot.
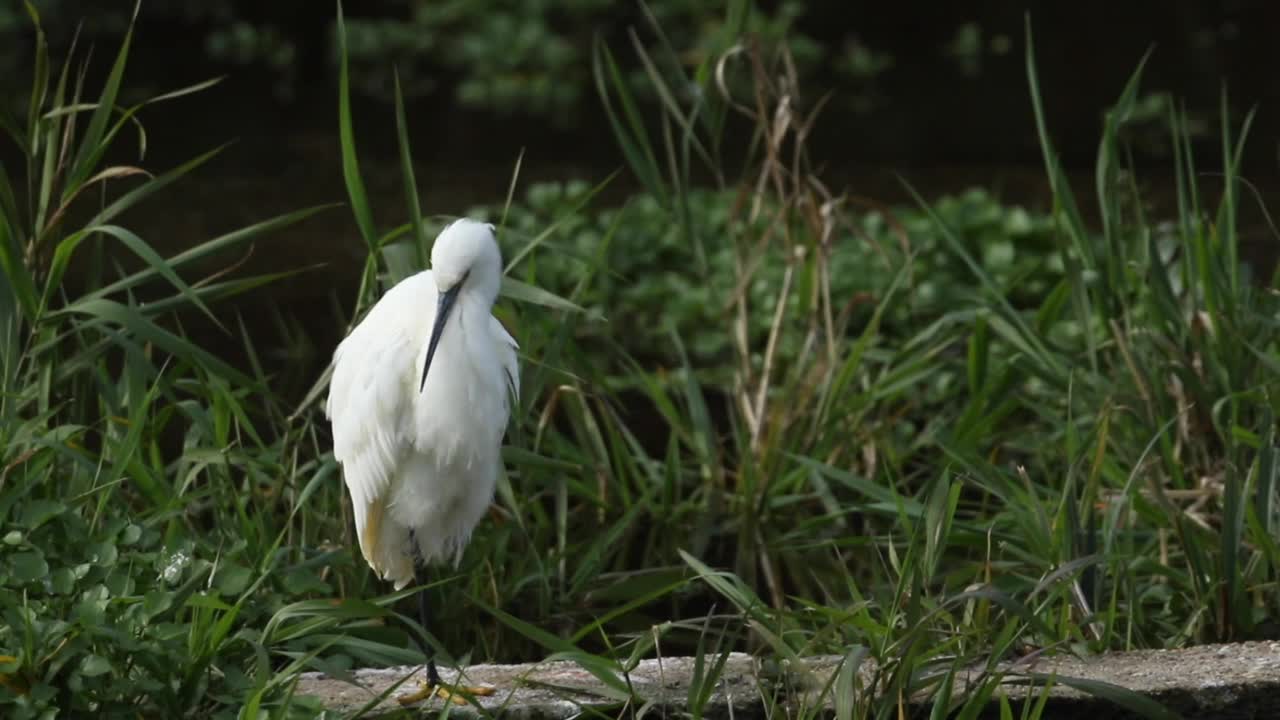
[430,219,502,297]
[420,219,503,391]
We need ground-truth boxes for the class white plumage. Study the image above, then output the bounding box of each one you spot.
[326,219,518,591]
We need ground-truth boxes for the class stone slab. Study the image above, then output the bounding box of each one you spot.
[295,640,1280,718]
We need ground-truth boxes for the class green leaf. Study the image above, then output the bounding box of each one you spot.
[120,524,142,545]
[143,590,174,619]
[500,276,597,317]
[48,568,74,594]
[66,224,221,329]
[592,38,668,205]
[215,563,253,596]
[19,499,65,529]
[679,550,765,618]
[66,2,136,193]
[474,596,633,701]
[84,204,336,304]
[336,0,377,250]
[11,550,49,583]
[833,645,868,720]
[503,170,618,273]
[792,455,926,517]
[1018,673,1181,720]
[54,297,254,387]
[79,654,113,678]
[393,69,426,267]
[0,210,39,322]
[85,144,225,230]
[24,1,48,153]
[86,541,118,567]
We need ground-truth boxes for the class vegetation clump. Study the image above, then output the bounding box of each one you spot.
[0,3,1276,719]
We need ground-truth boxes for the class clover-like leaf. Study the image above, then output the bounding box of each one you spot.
[11,550,49,584]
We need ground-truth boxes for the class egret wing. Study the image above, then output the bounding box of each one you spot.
[490,316,520,413]
[326,273,433,564]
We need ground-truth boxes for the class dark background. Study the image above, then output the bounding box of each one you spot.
[7,2,1278,176]
[4,0,1278,324]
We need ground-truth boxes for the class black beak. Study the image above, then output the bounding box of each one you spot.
[419,280,463,392]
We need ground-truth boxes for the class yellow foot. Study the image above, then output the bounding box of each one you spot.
[397,679,496,706]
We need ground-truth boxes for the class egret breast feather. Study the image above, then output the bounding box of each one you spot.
[326,219,518,592]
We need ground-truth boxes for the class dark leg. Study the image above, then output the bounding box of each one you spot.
[414,566,442,687]
[397,536,495,706]
[397,534,450,706]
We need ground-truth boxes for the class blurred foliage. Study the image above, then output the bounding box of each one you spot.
[477,183,1057,383]
[0,8,342,715]
[0,0,863,124]
[343,0,822,122]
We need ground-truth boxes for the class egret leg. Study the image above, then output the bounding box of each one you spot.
[396,567,495,707]
[418,576,443,688]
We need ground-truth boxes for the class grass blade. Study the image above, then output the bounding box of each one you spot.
[392,69,426,268]
[66,1,137,194]
[335,0,377,250]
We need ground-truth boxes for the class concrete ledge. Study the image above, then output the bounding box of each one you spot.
[296,640,1280,718]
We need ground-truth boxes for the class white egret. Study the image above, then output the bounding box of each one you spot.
[325,218,518,705]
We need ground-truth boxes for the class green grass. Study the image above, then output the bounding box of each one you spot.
[1,2,1278,718]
